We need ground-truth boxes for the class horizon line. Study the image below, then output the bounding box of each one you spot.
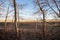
[0,19,60,22]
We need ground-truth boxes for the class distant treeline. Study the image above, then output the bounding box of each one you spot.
[0,22,60,29]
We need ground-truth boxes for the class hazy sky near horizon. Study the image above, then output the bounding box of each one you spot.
[0,0,60,20]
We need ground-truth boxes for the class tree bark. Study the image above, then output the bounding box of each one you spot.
[36,0,46,39]
[13,0,18,39]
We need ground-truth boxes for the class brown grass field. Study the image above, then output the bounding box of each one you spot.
[0,22,60,40]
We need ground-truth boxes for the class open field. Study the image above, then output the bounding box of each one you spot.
[0,22,60,40]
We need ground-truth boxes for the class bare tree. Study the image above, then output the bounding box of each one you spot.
[34,0,46,39]
[17,6,19,28]
[4,3,10,31]
[13,0,18,39]
[46,0,60,18]
[0,0,6,18]
[0,0,5,6]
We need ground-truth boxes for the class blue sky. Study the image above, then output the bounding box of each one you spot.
[0,0,60,20]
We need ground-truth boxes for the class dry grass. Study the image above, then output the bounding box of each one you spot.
[0,28,60,40]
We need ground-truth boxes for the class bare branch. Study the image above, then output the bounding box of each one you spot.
[46,0,60,17]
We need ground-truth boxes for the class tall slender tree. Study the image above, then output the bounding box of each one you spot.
[36,0,46,39]
[13,0,18,39]
[5,3,10,31]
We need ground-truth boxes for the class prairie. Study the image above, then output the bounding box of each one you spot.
[0,22,60,40]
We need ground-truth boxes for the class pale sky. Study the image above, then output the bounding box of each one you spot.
[0,0,60,20]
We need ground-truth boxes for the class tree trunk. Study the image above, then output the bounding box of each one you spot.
[5,3,10,31]
[13,0,18,39]
[42,10,46,40]
[36,0,46,39]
